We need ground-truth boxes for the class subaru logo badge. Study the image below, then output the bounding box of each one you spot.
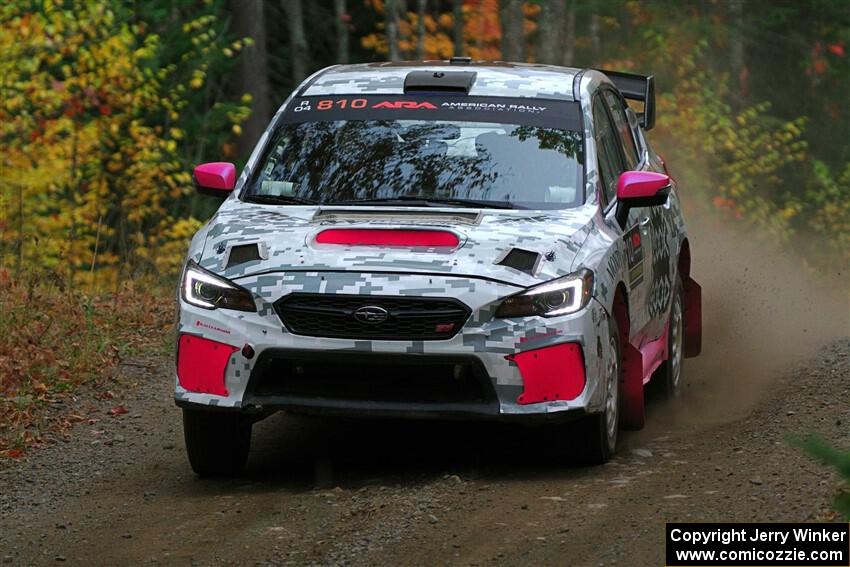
[353,305,389,325]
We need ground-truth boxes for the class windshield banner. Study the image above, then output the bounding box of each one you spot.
[281,95,582,130]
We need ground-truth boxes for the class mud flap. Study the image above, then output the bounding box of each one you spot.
[683,276,702,358]
[619,339,645,430]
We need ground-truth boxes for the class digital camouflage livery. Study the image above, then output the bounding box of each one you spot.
[175,59,702,475]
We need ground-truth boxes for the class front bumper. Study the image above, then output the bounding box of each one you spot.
[174,271,615,421]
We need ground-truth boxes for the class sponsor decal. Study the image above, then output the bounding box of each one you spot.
[314,98,437,111]
[519,329,563,343]
[195,320,231,334]
[372,100,437,110]
[439,101,548,114]
[624,225,644,289]
[283,95,582,130]
[606,249,623,282]
[647,206,672,319]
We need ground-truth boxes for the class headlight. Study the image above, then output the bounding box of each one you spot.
[495,269,594,318]
[181,260,256,312]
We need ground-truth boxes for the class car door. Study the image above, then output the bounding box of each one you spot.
[592,94,654,340]
[602,89,673,341]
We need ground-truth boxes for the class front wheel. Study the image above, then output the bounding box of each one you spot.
[183,408,252,477]
[573,315,621,465]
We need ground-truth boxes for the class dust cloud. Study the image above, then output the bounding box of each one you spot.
[660,194,849,428]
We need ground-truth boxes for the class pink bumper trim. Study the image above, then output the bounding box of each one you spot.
[507,342,586,404]
[177,334,239,396]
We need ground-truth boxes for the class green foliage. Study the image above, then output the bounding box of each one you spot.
[805,160,850,262]
[628,5,849,267]
[659,70,809,238]
[793,434,850,519]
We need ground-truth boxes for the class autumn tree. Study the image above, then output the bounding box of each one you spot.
[284,0,310,84]
[453,0,464,56]
[0,0,248,284]
[229,0,270,157]
[499,0,524,61]
[335,0,350,63]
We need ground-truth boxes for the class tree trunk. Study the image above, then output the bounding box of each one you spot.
[499,0,524,62]
[386,0,400,61]
[334,0,349,64]
[537,0,567,65]
[563,2,576,66]
[589,11,600,64]
[453,0,464,56]
[229,0,271,158]
[283,0,310,84]
[729,0,747,99]
[416,0,427,59]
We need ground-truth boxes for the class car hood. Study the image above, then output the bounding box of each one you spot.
[197,200,596,287]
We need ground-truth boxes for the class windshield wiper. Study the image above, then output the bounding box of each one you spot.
[328,196,518,209]
[243,194,319,206]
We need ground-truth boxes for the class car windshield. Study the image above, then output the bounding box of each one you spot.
[245,119,584,210]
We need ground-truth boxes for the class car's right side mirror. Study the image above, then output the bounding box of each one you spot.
[615,171,671,227]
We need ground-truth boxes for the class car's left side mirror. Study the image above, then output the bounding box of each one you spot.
[193,162,236,197]
[615,171,671,227]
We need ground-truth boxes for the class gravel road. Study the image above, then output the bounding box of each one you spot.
[0,341,847,567]
[1,218,848,566]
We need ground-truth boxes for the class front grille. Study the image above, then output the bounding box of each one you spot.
[274,293,471,340]
[249,353,494,406]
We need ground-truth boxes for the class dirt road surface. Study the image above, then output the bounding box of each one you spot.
[1,218,848,566]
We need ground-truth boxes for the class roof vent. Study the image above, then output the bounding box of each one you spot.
[403,70,476,94]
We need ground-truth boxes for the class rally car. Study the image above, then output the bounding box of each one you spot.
[176,58,702,476]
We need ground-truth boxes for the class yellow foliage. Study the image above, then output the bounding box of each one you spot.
[0,1,241,287]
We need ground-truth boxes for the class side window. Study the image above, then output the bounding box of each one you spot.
[602,90,640,170]
[592,97,626,207]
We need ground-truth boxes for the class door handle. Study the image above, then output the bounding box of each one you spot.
[640,217,650,227]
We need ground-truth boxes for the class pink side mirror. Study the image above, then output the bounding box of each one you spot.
[614,171,671,227]
[616,171,671,201]
[193,162,236,196]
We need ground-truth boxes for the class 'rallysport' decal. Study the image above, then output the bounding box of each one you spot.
[282,95,582,130]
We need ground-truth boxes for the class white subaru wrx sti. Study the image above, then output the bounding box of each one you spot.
[176,59,702,476]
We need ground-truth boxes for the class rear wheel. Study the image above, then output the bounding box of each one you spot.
[573,315,621,465]
[651,277,684,399]
[183,408,252,477]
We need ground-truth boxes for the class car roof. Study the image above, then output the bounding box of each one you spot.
[300,61,587,102]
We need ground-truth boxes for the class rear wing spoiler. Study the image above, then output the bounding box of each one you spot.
[596,69,656,130]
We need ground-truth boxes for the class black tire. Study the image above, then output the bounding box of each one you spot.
[651,277,685,399]
[183,408,252,477]
[572,314,622,465]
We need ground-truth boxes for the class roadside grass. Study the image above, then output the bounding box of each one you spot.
[0,268,175,457]
[792,433,850,520]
